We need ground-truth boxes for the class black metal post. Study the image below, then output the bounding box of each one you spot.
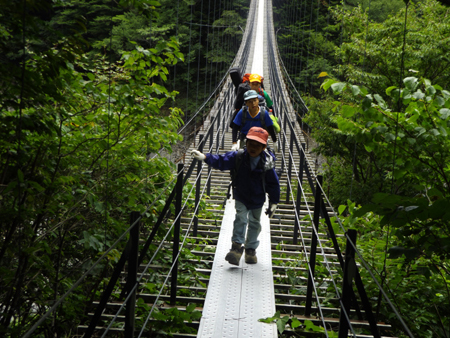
[221,104,225,149]
[281,108,287,172]
[194,135,204,237]
[216,111,220,153]
[170,162,184,305]
[285,133,294,203]
[305,175,323,316]
[125,211,140,337]
[294,143,305,245]
[83,244,130,338]
[354,270,381,337]
[339,229,357,337]
[207,129,213,196]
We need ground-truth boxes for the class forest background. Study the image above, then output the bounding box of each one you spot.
[0,0,449,337]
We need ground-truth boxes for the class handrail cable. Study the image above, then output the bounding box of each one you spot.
[137,165,214,337]
[277,54,414,335]
[100,111,229,335]
[267,6,409,332]
[101,162,204,336]
[312,173,415,337]
[277,127,357,337]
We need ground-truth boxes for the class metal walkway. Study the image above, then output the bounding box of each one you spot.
[197,200,277,337]
[198,0,282,336]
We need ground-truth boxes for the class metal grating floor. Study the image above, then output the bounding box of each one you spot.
[197,199,277,338]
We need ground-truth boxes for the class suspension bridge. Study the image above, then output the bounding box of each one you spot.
[19,0,416,337]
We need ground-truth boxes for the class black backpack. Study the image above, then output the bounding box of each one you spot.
[223,148,276,207]
[229,67,242,94]
[233,82,251,110]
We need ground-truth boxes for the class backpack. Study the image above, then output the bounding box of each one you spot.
[233,82,251,110]
[223,148,276,206]
[229,67,242,94]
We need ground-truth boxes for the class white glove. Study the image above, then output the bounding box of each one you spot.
[231,143,239,151]
[272,142,278,153]
[191,150,206,161]
[266,203,277,218]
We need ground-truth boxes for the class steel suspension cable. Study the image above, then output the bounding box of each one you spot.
[311,0,320,94]
[205,0,211,99]
[274,133,356,336]
[196,0,204,108]
[21,166,184,338]
[293,0,302,86]
[271,1,414,334]
[310,172,415,336]
[102,164,202,336]
[375,0,411,325]
[15,0,27,329]
[185,3,194,139]
[137,165,214,337]
[349,0,371,200]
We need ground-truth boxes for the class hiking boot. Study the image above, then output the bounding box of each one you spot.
[245,248,257,264]
[225,241,244,265]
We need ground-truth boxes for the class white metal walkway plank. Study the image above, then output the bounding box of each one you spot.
[197,199,277,338]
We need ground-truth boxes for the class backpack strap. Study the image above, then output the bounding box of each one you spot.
[240,106,266,131]
[232,149,245,188]
[259,106,266,129]
[240,107,247,131]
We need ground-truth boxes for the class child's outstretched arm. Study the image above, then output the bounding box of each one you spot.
[191,150,206,161]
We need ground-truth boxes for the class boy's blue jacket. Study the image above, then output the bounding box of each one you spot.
[205,149,280,210]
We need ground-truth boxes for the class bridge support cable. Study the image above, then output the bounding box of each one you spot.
[265,0,415,336]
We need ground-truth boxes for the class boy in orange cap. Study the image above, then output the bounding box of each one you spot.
[249,73,273,110]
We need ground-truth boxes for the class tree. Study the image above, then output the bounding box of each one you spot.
[0,0,185,335]
[319,75,450,336]
[335,0,450,97]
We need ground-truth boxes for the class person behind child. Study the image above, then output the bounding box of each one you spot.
[191,127,280,265]
[248,73,274,111]
[231,90,277,152]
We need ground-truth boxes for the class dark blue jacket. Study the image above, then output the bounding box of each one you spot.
[205,149,280,210]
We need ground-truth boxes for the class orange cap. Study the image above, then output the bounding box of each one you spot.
[246,127,268,145]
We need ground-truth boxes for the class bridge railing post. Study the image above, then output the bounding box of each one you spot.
[216,109,220,153]
[194,135,204,237]
[294,143,305,245]
[125,211,140,337]
[207,129,213,196]
[338,229,357,337]
[285,132,294,203]
[170,162,184,305]
[305,175,323,316]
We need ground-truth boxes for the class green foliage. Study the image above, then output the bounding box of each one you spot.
[144,303,202,335]
[259,311,338,337]
[322,75,450,254]
[344,0,407,22]
[312,75,450,335]
[337,202,450,337]
[0,10,184,335]
[335,0,450,97]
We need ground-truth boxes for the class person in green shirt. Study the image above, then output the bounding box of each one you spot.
[249,73,273,110]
